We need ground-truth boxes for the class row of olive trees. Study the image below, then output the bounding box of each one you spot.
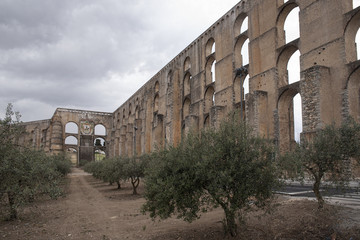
[0,104,72,220]
[141,114,360,237]
[278,118,360,209]
[83,154,149,195]
[142,114,281,237]
[82,111,360,237]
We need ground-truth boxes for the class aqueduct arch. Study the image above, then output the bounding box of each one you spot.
[19,0,360,171]
[49,108,112,165]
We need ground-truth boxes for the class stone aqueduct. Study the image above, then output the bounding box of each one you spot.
[20,0,360,165]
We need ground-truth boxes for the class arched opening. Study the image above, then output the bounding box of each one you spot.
[234,74,249,103]
[345,12,360,62]
[241,38,249,66]
[65,136,78,145]
[166,70,173,113]
[154,94,159,112]
[240,16,248,34]
[284,7,300,43]
[204,116,210,129]
[234,35,249,69]
[155,81,160,93]
[293,93,303,142]
[356,28,360,60]
[211,60,216,83]
[204,87,215,113]
[278,88,302,152]
[184,57,191,72]
[184,73,192,96]
[94,137,105,147]
[94,137,106,161]
[183,98,191,119]
[354,0,360,9]
[205,57,216,85]
[65,122,78,134]
[95,124,106,136]
[288,50,301,84]
[277,3,300,47]
[243,75,249,98]
[233,14,248,37]
[66,148,78,165]
[277,46,300,87]
[347,68,360,121]
[205,38,215,57]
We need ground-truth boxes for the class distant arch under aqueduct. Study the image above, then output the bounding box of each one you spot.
[20,0,360,165]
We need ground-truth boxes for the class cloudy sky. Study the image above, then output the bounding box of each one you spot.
[0,0,240,122]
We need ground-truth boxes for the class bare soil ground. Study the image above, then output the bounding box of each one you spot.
[1,168,360,240]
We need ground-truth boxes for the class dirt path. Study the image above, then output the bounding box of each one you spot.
[55,168,123,239]
[0,168,224,240]
[1,168,360,239]
[40,168,155,240]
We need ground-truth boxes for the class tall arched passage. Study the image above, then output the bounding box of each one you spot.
[288,50,301,84]
[234,35,249,69]
[233,13,248,37]
[94,137,106,161]
[211,60,216,83]
[204,86,215,114]
[277,3,300,47]
[234,74,249,104]
[346,67,360,121]
[205,57,216,85]
[184,72,192,96]
[277,86,302,152]
[277,46,301,87]
[66,148,77,165]
[205,38,216,86]
[345,11,360,62]
[293,93,303,142]
[241,39,250,66]
[205,38,215,57]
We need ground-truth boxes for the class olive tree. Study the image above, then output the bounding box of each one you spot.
[123,154,149,195]
[278,119,360,209]
[142,115,280,237]
[84,158,125,189]
[0,104,68,219]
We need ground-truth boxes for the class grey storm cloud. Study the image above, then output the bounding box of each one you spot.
[0,0,240,121]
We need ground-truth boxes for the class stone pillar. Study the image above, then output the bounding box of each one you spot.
[301,66,330,134]
[210,105,226,128]
[50,114,63,154]
[246,90,268,137]
[184,115,199,135]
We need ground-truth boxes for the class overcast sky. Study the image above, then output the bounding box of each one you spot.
[0,0,240,122]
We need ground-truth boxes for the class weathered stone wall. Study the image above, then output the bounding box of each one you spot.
[20,0,360,165]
